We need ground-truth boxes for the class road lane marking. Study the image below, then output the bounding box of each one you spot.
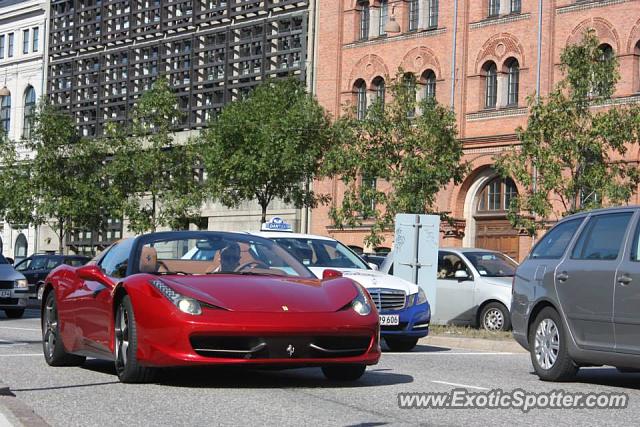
[0,327,40,332]
[385,352,519,356]
[431,380,489,391]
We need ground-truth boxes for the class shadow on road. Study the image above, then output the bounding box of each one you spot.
[11,381,120,393]
[382,344,451,353]
[527,367,640,390]
[79,359,413,389]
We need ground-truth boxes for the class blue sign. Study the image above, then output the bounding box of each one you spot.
[261,217,293,232]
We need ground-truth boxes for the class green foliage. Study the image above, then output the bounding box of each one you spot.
[495,30,640,235]
[0,100,119,252]
[109,78,204,233]
[200,78,334,223]
[323,71,468,247]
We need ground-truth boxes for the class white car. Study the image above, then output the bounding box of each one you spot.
[381,248,516,331]
[251,232,431,351]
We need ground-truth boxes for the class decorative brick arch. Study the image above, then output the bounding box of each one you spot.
[399,47,443,78]
[347,54,390,91]
[449,155,496,218]
[474,33,525,75]
[626,18,640,54]
[567,17,621,53]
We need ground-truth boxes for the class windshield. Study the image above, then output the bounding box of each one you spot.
[463,252,518,277]
[272,237,370,270]
[138,233,314,278]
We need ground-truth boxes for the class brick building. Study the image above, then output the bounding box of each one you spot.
[311,0,640,260]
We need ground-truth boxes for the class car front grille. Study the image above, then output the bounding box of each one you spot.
[0,281,14,290]
[367,288,406,311]
[381,322,409,332]
[190,335,372,359]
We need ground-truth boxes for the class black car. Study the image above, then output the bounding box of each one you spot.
[14,254,91,299]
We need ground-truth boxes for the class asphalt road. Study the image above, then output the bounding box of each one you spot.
[0,310,638,426]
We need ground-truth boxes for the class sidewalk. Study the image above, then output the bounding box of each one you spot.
[0,383,48,427]
[420,335,528,353]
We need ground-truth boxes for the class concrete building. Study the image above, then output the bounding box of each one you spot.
[0,0,47,260]
[311,0,640,260]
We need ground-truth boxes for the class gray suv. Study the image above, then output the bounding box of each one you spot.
[512,206,640,381]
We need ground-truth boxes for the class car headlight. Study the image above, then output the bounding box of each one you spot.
[151,279,202,315]
[351,283,372,316]
[408,287,428,306]
[15,279,28,289]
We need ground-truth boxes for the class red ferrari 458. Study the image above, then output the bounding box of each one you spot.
[41,231,380,383]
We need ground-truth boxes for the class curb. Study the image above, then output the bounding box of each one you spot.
[0,382,49,427]
[420,335,528,353]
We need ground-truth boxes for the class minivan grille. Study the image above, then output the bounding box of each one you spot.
[367,288,406,311]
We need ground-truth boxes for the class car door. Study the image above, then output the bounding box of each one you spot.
[613,213,640,354]
[555,211,634,351]
[14,257,36,285]
[434,251,476,325]
[72,240,133,352]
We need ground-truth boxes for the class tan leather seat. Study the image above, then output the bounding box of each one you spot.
[140,246,158,273]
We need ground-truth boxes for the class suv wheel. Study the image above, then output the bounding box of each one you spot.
[529,307,577,381]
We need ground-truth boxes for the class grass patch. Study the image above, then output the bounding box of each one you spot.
[429,324,513,341]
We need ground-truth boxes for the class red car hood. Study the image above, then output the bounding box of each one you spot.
[162,275,358,313]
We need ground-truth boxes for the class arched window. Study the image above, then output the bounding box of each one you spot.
[372,76,385,105]
[354,79,367,120]
[506,58,519,106]
[403,73,417,117]
[422,70,437,100]
[14,234,27,261]
[378,0,388,36]
[359,1,370,41]
[484,62,498,109]
[477,177,518,212]
[23,86,36,139]
[0,94,10,134]
[599,43,614,61]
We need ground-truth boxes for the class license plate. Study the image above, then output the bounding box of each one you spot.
[379,314,400,326]
[0,290,11,298]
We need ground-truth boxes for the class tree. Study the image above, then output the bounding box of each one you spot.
[110,78,204,233]
[323,71,468,247]
[495,30,640,235]
[0,100,119,253]
[200,78,334,224]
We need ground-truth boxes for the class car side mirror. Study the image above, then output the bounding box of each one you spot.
[454,270,470,281]
[5,257,14,266]
[368,263,379,271]
[77,264,108,283]
[322,269,343,280]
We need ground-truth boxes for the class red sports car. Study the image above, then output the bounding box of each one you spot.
[41,231,380,383]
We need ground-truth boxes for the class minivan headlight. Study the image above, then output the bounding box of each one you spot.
[15,279,28,289]
[351,284,372,316]
[151,279,202,315]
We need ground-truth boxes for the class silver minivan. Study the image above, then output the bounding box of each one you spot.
[0,254,29,318]
[512,206,640,381]
[381,248,517,331]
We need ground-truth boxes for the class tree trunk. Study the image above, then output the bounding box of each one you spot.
[261,203,267,225]
[58,220,64,255]
[151,193,157,232]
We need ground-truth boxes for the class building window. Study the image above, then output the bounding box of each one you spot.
[23,86,36,139]
[408,0,419,31]
[378,0,388,36]
[359,2,370,41]
[14,233,27,261]
[354,79,367,120]
[506,58,519,106]
[510,0,521,13]
[403,73,417,117]
[8,33,14,57]
[423,70,436,100]
[373,76,385,105]
[595,44,614,96]
[0,95,10,134]
[488,0,500,17]
[484,62,498,109]
[477,178,518,212]
[362,176,377,215]
[0,35,4,58]
[428,0,439,29]
[23,29,29,54]
[32,27,39,52]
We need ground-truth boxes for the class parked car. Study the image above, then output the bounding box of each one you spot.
[253,232,431,351]
[512,206,640,381]
[42,231,380,383]
[14,254,90,300]
[360,253,387,269]
[381,248,516,332]
[0,253,29,318]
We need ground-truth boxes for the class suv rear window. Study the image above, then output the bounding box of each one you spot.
[530,218,583,260]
